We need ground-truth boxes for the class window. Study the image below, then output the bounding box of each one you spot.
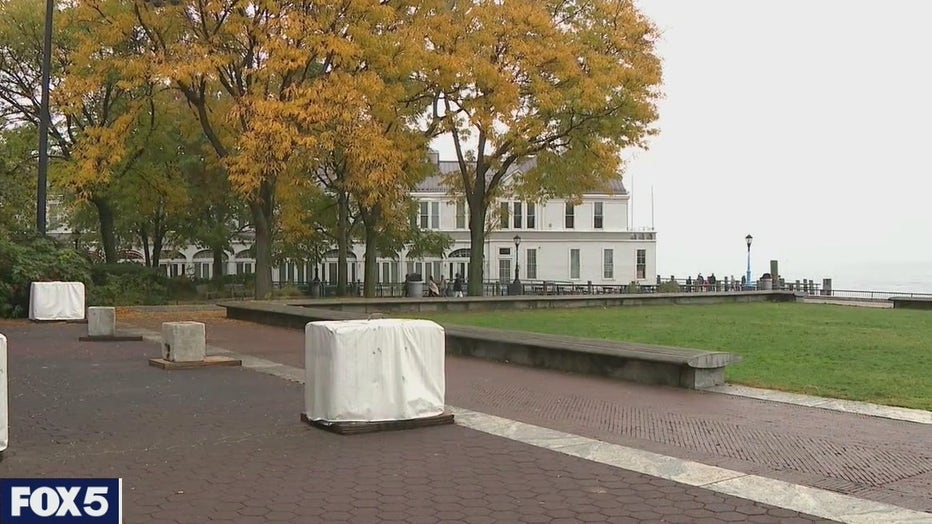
[498,247,511,255]
[636,249,647,279]
[603,249,614,279]
[565,203,575,229]
[405,261,423,277]
[498,258,512,283]
[513,202,522,228]
[570,249,580,279]
[526,248,537,279]
[500,202,510,229]
[594,202,604,229]
[455,201,466,229]
[236,262,253,275]
[381,262,399,283]
[417,201,439,229]
[527,202,536,229]
[419,201,429,228]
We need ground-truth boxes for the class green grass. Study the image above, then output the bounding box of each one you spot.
[415,303,932,411]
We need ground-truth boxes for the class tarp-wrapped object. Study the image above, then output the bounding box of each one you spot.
[305,319,445,423]
[1,333,7,452]
[29,281,85,321]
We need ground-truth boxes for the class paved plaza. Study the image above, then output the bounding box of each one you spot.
[0,311,929,523]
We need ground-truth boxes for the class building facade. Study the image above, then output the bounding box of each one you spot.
[57,155,657,291]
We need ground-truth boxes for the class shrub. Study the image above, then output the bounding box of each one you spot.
[0,236,92,318]
[86,264,170,306]
[658,280,682,293]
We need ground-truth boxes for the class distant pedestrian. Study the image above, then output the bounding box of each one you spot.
[453,273,464,298]
[439,276,448,296]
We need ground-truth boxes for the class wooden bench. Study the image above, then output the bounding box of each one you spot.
[221,301,741,389]
[197,283,249,300]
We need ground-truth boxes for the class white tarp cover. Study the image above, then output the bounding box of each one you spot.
[28,281,86,321]
[1,334,7,452]
[305,319,445,423]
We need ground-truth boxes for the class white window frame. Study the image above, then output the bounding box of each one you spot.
[636,249,647,280]
[594,202,604,229]
[565,203,575,229]
[526,248,537,279]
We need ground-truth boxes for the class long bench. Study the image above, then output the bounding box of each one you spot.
[889,297,932,310]
[221,301,742,389]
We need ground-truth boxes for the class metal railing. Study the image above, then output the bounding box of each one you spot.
[814,289,932,302]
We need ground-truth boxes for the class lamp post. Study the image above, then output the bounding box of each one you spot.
[510,234,522,295]
[745,234,753,290]
[36,0,54,235]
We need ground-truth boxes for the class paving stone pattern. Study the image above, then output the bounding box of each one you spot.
[118,313,932,513]
[0,321,835,523]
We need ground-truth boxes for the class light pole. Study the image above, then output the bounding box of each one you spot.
[510,234,521,295]
[745,234,753,290]
[36,0,54,236]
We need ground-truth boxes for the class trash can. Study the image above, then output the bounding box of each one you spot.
[760,273,773,291]
[406,274,424,297]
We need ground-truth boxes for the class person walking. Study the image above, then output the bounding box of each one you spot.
[453,273,464,298]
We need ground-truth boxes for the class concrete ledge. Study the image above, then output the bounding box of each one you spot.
[889,297,932,310]
[244,290,798,315]
[300,412,455,435]
[221,301,741,389]
[79,335,144,342]
[148,356,242,370]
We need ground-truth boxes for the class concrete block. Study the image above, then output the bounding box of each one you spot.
[87,307,116,337]
[161,321,206,362]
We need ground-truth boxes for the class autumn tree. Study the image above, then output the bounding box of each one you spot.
[427,0,663,295]
[0,0,161,261]
[0,125,38,238]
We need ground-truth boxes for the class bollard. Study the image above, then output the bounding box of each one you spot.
[79,307,143,342]
[149,321,241,370]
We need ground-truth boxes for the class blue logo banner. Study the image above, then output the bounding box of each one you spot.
[1,478,122,524]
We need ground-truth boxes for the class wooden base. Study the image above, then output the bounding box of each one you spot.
[300,412,455,435]
[148,356,242,370]
[79,335,144,342]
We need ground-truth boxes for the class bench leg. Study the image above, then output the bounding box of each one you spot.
[680,367,725,389]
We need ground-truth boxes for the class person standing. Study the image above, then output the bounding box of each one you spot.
[453,273,464,298]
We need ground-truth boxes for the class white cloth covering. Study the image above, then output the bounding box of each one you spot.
[28,281,85,321]
[0,333,7,452]
[305,319,446,423]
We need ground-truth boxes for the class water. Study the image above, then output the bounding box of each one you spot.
[825,261,932,294]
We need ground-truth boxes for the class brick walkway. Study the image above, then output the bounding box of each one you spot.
[117,311,932,514]
[0,319,836,523]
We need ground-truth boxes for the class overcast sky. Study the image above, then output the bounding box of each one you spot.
[433,1,932,291]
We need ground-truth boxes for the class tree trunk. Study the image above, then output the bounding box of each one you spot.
[151,228,163,268]
[138,225,151,267]
[93,197,118,264]
[249,182,274,299]
[335,191,349,296]
[467,200,487,296]
[211,248,225,286]
[362,212,378,298]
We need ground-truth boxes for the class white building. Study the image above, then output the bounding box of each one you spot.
[62,155,658,292]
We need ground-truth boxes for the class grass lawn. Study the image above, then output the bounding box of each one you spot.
[415,303,932,411]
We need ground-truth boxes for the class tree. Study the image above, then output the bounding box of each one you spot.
[427,0,663,294]
[0,125,38,238]
[0,0,158,261]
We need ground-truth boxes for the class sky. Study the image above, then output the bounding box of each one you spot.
[432,1,932,292]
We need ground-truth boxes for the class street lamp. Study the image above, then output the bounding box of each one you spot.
[745,234,753,290]
[36,0,54,235]
[510,234,522,295]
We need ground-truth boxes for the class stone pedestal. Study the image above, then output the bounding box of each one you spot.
[149,321,241,370]
[88,307,116,337]
[161,321,206,362]
[79,307,142,342]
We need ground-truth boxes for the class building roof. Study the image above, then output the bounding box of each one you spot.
[415,156,627,195]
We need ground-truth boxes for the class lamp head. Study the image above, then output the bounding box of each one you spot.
[513,234,521,247]
[745,234,753,248]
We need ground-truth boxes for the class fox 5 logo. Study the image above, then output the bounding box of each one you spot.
[1,479,122,523]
